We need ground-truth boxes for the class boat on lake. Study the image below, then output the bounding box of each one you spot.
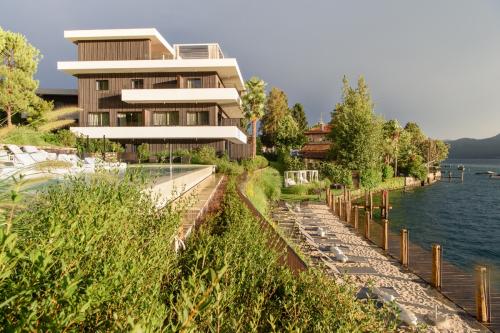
[458,165,465,171]
[489,174,500,179]
[475,171,495,175]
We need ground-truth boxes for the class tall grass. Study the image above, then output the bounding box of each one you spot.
[244,167,281,215]
[168,179,398,332]
[0,172,184,331]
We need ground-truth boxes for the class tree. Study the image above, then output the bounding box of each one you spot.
[242,77,267,158]
[0,27,47,127]
[290,103,308,132]
[382,119,402,175]
[275,113,301,154]
[261,87,289,148]
[328,76,383,181]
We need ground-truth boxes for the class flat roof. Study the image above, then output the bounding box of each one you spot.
[64,28,175,58]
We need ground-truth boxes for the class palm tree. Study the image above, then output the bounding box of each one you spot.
[242,77,267,158]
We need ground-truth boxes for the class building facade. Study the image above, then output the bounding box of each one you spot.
[58,28,250,161]
[300,122,332,164]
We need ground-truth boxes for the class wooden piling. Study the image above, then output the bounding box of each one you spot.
[382,219,389,251]
[432,244,442,289]
[339,197,344,220]
[369,191,374,218]
[326,187,330,203]
[400,229,409,268]
[475,266,490,323]
[353,205,359,229]
[385,190,390,220]
[364,212,370,239]
[345,200,351,223]
[331,194,335,213]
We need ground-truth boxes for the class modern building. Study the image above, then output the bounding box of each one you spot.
[57,28,250,161]
[300,121,332,163]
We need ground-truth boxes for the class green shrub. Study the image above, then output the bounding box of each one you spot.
[0,172,183,331]
[167,179,397,332]
[241,155,269,172]
[382,164,394,181]
[282,155,305,171]
[360,168,382,189]
[137,143,150,163]
[245,167,281,214]
[191,146,217,164]
[319,162,353,187]
[408,157,428,181]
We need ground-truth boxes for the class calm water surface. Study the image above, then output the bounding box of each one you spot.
[389,159,500,286]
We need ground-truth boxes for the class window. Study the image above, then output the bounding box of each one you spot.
[96,80,109,91]
[187,111,209,125]
[131,79,144,89]
[153,111,179,126]
[117,112,142,126]
[186,78,202,88]
[88,113,110,126]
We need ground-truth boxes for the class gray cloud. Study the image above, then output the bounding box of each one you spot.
[1,0,499,139]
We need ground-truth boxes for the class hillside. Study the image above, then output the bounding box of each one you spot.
[447,133,500,158]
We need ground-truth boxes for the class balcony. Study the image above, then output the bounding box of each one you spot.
[70,125,247,144]
[121,88,242,118]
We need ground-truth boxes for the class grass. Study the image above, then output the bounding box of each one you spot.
[0,126,68,147]
[330,177,406,197]
[244,167,281,215]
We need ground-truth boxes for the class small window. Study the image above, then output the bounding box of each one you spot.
[88,112,110,126]
[153,111,179,126]
[96,80,109,91]
[117,112,142,126]
[186,78,202,88]
[131,79,144,89]
[187,111,209,125]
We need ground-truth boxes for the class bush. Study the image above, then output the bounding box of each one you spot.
[282,155,305,171]
[241,155,269,172]
[137,143,150,163]
[191,146,217,164]
[319,162,353,187]
[167,179,397,332]
[0,172,183,331]
[360,168,382,189]
[245,167,281,214]
[382,164,394,181]
[408,157,428,181]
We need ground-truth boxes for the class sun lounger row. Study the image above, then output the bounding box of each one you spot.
[0,144,127,180]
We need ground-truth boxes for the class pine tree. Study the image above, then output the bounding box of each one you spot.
[0,27,46,127]
[290,103,308,132]
[261,87,289,148]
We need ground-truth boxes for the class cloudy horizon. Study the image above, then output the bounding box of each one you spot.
[1,0,499,140]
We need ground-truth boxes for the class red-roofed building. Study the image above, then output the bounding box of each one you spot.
[300,122,332,162]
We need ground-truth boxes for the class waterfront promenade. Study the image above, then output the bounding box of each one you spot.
[273,202,486,332]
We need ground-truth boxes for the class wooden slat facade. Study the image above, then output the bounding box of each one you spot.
[75,39,251,160]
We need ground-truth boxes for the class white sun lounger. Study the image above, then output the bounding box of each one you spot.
[5,144,23,155]
[22,146,39,153]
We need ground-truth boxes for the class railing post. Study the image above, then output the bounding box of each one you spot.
[331,194,335,213]
[353,205,359,229]
[432,244,442,289]
[400,229,409,268]
[385,190,390,220]
[382,219,389,251]
[345,200,351,223]
[364,211,370,239]
[369,190,373,218]
[339,195,344,220]
[326,187,329,205]
[476,266,490,323]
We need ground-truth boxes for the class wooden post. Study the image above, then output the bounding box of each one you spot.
[385,190,390,220]
[339,197,344,220]
[369,191,374,218]
[475,266,490,323]
[326,187,330,204]
[353,205,359,229]
[345,200,351,223]
[382,219,389,251]
[400,229,409,268]
[461,171,464,183]
[364,212,370,239]
[365,190,369,212]
[380,191,385,219]
[331,194,335,213]
[432,244,442,289]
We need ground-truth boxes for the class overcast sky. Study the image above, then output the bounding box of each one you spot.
[1,0,499,140]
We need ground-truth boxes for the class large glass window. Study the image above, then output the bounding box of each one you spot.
[131,79,144,89]
[96,80,109,91]
[117,112,142,126]
[88,112,110,126]
[152,111,179,126]
[186,78,202,88]
[187,111,209,125]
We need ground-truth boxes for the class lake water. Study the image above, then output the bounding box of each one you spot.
[388,159,500,287]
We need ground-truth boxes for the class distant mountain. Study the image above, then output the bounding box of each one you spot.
[447,134,500,159]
